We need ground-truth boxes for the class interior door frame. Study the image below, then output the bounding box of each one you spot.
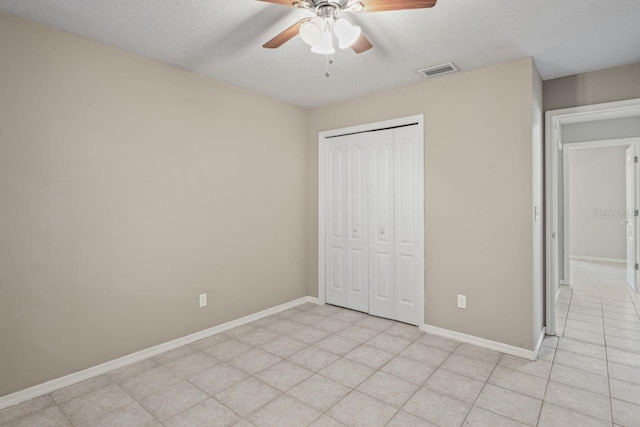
[545,98,640,336]
[318,114,425,326]
[626,143,640,289]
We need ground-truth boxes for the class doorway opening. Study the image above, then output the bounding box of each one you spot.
[546,99,640,336]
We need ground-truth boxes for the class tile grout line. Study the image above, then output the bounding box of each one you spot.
[560,284,574,337]
[238,309,373,425]
[381,336,462,426]
[232,307,345,425]
[43,375,160,427]
[140,353,230,424]
[52,397,75,427]
[327,322,428,424]
[596,274,616,427]
[458,351,503,426]
[535,334,559,427]
[117,352,225,427]
[555,266,614,424]
[560,262,640,425]
[299,322,393,424]
[122,383,166,427]
[110,304,318,426]
[231,311,396,425]
[605,275,640,425]
[57,324,313,426]
[224,305,338,425]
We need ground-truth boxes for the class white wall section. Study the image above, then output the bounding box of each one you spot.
[568,146,627,260]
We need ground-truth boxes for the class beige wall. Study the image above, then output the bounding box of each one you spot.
[307,58,542,350]
[0,13,308,397]
[543,62,640,111]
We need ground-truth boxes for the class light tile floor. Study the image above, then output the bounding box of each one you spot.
[2,269,640,426]
[554,259,640,426]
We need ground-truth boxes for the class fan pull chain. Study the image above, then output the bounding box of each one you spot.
[325,55,334,78]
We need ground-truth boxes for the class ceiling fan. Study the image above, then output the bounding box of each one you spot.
[260,0,438,55]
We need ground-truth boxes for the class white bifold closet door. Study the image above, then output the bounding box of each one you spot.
[393,126,423,324]
[368,129,395,319]
[325,134,369,312]
[325,124,422,325]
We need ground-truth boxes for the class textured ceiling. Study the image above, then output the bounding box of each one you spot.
[1,0,639,107]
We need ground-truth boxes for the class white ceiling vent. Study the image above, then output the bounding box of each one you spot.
[418,62,459,79]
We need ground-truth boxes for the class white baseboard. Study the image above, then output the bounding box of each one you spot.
[534,328,546,357]
[570,255,626,264]
[420,324,539,361]
[0,296,319,411]
[307,296,320,305]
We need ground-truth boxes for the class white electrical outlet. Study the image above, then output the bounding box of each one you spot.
[199,293,207,308]
[457,294,467,309]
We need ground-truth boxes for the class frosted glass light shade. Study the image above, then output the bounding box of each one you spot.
[300,17,324,47]
[311,31,335,54]
[333,18,361,49]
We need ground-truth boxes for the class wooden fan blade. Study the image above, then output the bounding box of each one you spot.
[361,0,437,12]
[263,18,311,49]
[256,0,295,6]
[352,33,373,54]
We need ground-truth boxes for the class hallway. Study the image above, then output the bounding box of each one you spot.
[555,259,640,425]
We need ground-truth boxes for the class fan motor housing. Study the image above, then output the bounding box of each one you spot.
[314,0,348,7]
[297,0,361,15]
[317,4,340,18]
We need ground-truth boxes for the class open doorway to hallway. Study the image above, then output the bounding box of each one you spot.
[546,98,640,339]
[557,141,640,339]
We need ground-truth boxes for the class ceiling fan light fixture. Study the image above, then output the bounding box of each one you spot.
[347,1,364,12]
[310,30,335,55]
[292,0,312,8]
[300,16,324,46]
[333,18,361,49]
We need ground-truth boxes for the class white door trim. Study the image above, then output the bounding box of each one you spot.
[563,143,571,286]
[561,137,640,150]
[545,98,640,336]
[318,115,425,325]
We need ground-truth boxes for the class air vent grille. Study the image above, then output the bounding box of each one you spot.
[418,62,459,78]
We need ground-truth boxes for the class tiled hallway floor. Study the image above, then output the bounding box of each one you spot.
[554,259,640,426]
[2,272,640,426]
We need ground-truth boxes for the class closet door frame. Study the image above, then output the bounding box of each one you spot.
[318,115,425,326]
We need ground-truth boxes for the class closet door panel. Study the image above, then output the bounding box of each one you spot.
[345,134,369,312]
[369,129,396,319]
[374,253,392,299]
[325,137,347,307]
[398,255,415,304]
[394,126,422,325]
